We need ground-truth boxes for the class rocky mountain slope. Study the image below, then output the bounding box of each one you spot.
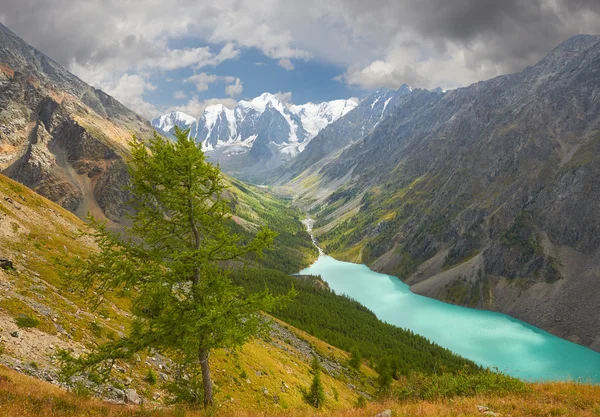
[0,22,154,223]
[291,35,600,351]
[152,94,357,180]
[271,84,417,186]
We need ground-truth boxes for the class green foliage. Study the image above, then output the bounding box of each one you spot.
[58,127,291,407]
[377,357,393,392]
[145,368,157,385]
[501,213,536,256]
[395,370,527,401]
[232,268,480,376]
[442,269,491,308]
[226,178,317,273]
[304,357,325,408]
[162,363,205,406]
[355,395,367,408]
[349,346,362,371]
[88,322,103,338]
[71,380,93,398]
[15,315,39,328]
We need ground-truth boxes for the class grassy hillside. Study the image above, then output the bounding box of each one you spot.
[233,268,479,375]
[0,173,376,412]
[2,364,599,416]
[0,175,598,416]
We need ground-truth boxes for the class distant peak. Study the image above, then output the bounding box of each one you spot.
[398,83,413,94]
[258,92,276,99]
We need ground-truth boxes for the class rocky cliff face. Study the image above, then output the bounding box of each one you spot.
[0,23,153,222]
[296,35,600,350]
[272,87,414,184]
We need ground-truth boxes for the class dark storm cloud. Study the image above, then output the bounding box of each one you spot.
[1,0,599,94]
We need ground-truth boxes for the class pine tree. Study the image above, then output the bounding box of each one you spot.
[377,357,393,391]
[349,346,362,370]
[305,356,326,408]
[58,127,289,407]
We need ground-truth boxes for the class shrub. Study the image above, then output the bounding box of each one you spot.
[146,368,158,385]
[304,357,325,408]
[355,395,367,408]
[349,346,362,370]
[88,322,103,337]
[16,315,39,328]
[395,370,527,401]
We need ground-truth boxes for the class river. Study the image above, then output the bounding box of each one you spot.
[299,219,600,382]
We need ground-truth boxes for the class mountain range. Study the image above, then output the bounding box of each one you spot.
[151,94,357,179]
[1,16,600,357]
[285,34,600,351]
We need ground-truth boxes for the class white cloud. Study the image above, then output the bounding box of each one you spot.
[225,78,243,97]
[274,91,293,105]
[173,90,187,100]
[277,58,294,71]
[170,97,238,119]
[102,73,158,119]
[186,73,238,92]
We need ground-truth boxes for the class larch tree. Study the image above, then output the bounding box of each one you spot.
[305,356,326,408]
[349,346,362,371]
[59,127,289,407]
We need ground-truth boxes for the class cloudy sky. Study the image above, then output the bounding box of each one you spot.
[1,0,599,119]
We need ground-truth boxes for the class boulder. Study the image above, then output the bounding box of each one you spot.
[0,258,13,270]
[374,410,392,417]
[124,388,143,405]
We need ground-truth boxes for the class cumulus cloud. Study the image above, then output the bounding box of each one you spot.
[173,90,187,100]
[225,78,243,97]
[170,97,238,119]
[274,91,293,105]
[186,73,241,94]
[2,0,600,102]
[102,74,158,118]
[277,58,294,71]
[317,0,600,89]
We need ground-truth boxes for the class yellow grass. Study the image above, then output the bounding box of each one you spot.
[1,365,600,416]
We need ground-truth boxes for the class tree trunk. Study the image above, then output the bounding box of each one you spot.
[199,347,213,407]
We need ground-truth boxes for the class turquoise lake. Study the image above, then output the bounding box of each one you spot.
[299,255,600,382]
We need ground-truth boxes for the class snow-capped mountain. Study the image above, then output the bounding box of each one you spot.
[151,93,358,158]
[152,111,197,136]
[290,99,358,137]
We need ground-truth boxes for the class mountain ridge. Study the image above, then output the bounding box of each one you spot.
[152,94,357,151]
[289,33,600,351]
[0,22,155,223]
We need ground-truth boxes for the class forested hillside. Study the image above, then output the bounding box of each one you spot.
[233,268,479,375]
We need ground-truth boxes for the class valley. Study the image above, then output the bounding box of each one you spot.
[0,7,600,416]
[277,34,600,355]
